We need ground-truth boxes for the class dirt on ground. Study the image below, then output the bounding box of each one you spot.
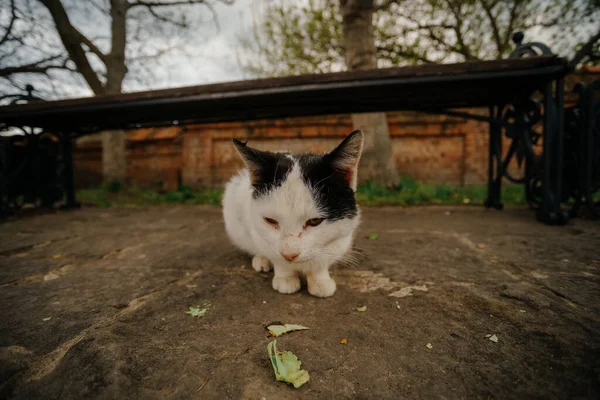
[0,205,599,399]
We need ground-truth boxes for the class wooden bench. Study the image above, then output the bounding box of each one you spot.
[0,35,574,224]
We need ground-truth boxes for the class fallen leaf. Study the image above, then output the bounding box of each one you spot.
[42,317,52,321]
[356,305,367,312]
[267,339,310,388]
[488,334,498,343]
[186,305,209,318]
[367,233,379,240]
[426,343,433,349]
[267,324,310,337]
[519,309,526,313]
[485,334,492,338]
[340,338,348,345]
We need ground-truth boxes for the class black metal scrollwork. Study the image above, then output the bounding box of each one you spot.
[504,32,599,219]
[509,32,554,59]
[0,85,74,217]
[576,80,600,218]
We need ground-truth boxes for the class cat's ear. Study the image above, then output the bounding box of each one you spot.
[232,138,267,183]
[328,130,364,191]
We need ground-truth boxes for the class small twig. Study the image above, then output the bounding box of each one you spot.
[196,377,209,393]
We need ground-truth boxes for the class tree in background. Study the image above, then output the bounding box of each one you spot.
[0,0,234,183]
[238,0,599,185]
[338,0,399,186]
[239,0,599,75]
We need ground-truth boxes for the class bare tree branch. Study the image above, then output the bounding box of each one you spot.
[203,1,221,32]
[39,0,105,94]
[376,45,435,63]
[481,0,504,57]
[443,0,473,60]
[135,4,189,28]
[128,44,183,61]
[0,55,73,77]
[72,28,107,63]
[0,0,17,46]
[0,46,18,64]
[504,0,520,48]
[128,0,234,9]
[401,12,472,60]
[128,0,230,31]
[569,29,600,68]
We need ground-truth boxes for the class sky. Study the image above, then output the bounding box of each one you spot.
[0,0,266,100]
[1,0,597,101]
[135,0,258,89]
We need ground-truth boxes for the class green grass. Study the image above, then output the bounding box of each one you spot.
[77,184,222,208]
[77,177,527,208]
[355,177,526,206]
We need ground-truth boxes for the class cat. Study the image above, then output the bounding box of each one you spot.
[222,130,364,298]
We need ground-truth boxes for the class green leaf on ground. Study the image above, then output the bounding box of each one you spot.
[267,339,310,388]
[186,305,209,318]
[367,233,379,240]
[267,324,310,337]
[42,317,52,321]
[356,306,367,312]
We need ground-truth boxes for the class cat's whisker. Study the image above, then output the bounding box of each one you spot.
[328,251,366,271]
[351,246,372,256]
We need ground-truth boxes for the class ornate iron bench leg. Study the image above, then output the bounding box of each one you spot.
[581,80,600,218]
[61,133,80,209]
[485,106,504,210]
[536,79,568,225]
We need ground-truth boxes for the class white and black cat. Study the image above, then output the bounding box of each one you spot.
[222,130,363,298]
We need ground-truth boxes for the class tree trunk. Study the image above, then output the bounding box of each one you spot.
[339,0,399,187]
[101,0,129,184]
[41,0,129,184]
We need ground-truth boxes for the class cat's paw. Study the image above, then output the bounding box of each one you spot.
[272,276,301,294]
[308,277,337,298]
[252,255,272,272]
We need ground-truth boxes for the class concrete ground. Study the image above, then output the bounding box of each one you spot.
[0,206,599,399]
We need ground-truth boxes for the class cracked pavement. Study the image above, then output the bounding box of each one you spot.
[1,206,599,399]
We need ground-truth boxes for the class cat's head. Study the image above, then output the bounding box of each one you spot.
[232,130,364,264]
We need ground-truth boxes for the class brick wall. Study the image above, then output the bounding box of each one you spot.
[74,71,599,190]
[75,111,492,189]
[182,112,484,188]
[75,127,182,191]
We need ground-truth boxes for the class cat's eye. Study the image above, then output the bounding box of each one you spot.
[305,218,324,227]
[263,217,279,228]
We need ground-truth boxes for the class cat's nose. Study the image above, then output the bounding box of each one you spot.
[281,252,300,262]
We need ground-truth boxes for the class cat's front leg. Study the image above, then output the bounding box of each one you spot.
[307,267,336,298]
[252,254,273,272]
[272,265,301,294]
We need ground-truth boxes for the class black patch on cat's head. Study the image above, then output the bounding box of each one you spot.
[297,130,364,221]
[232,139,293,198]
